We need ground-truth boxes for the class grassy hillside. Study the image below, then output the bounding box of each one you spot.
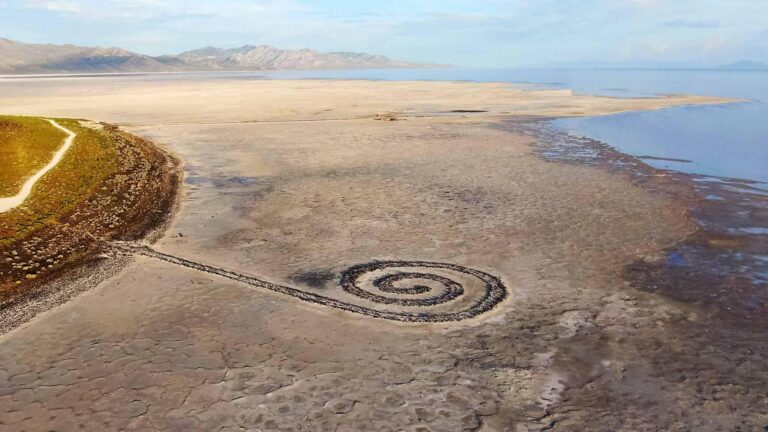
[0,116,66,196]
[0,117,180,304]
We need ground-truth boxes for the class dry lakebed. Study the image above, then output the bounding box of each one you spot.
[0,77,765,431]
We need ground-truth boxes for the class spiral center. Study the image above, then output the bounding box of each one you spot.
[374,273,443,294]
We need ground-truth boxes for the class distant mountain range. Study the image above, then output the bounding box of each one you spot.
[717,60,768,70]
[541,59,768,71]
[0,38,433,74]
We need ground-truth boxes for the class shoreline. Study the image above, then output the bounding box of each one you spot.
[501,117,768,428]
[508,118,768,325]
[0,122,183,334]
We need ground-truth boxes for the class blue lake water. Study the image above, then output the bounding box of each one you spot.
[252,68,768,184]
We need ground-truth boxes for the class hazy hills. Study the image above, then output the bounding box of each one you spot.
[0,38,430,74]
[541,59,768,70]
[718,60,768,70]
[173,45,423,70]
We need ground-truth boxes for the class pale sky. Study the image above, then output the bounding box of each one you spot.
[1,0,766,67]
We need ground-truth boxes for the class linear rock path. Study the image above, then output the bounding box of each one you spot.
[115,242,508,323]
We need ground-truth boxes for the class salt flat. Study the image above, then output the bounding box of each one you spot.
[0,77,731,125]
[1,77,763,431]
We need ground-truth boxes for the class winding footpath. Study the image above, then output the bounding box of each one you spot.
[0,119,76,213]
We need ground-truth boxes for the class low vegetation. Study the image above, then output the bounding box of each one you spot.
[0,116,180,307]
[0,116,66,196]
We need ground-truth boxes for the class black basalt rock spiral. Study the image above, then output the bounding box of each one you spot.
[116,243,508,323]
[339,261,507,321]
[343,267,463,306]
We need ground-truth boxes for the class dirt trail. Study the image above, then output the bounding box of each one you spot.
[0,119,76,213]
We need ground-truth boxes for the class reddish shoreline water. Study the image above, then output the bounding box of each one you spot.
[511,118,768,324]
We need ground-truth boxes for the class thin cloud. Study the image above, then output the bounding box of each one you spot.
[23,0,82,13]
[626,0,661,7]
[662,19,723,29]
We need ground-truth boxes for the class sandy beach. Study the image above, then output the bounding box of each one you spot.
[0,77,764,430]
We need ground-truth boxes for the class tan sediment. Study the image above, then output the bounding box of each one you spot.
[0,78,763,430]
[0,78,737,125]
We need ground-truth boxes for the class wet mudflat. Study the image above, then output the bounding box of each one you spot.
[0,78,764,431]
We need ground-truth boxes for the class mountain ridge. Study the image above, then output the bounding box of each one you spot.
[717,60,767,70]
[0,38,434,74]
